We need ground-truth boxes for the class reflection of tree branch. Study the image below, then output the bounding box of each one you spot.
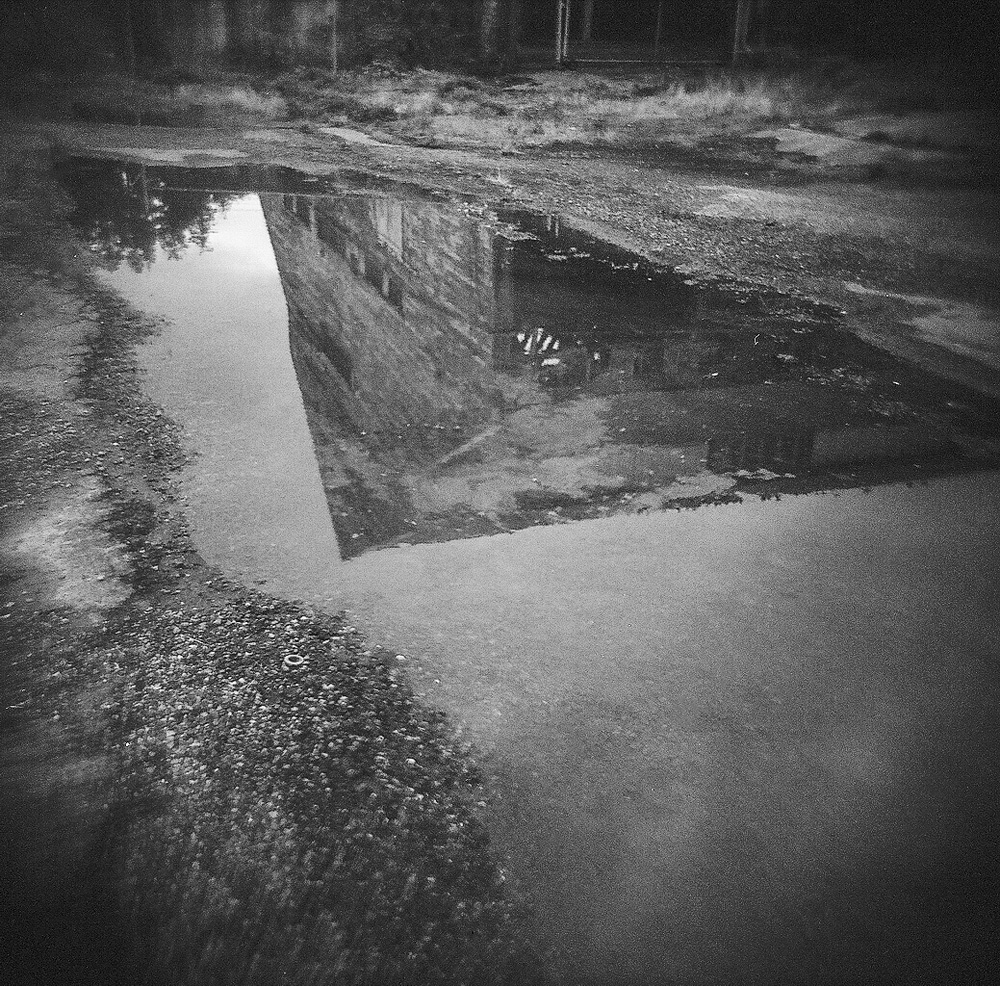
[65,162,232,271]
[138,165,150,214]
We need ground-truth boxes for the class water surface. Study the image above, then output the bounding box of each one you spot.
[59,157,1000,983]
[60,157,1000,570]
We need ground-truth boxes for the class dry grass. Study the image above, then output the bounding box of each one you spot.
[173,81,287,118]
[92,77,287,124]
[275,58,976,150]
[6,71,288,126]
[6,58,980,151]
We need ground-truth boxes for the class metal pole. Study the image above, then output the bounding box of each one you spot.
[509,0,523,61]
[581,0,594,43]
[556,0,564,64]
[654,0,665,56]
[562,0,573,64]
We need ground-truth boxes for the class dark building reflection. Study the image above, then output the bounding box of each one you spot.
[56,158,997,560]
[262,192,508,557]
[261,192,994,558]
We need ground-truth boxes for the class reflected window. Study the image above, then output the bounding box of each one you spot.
[365,257,385,293]
[317,215,344,253]
[372,199,404,259]
[385,275,403,311]
[346,245,364,276]
[315,323,354,389]
[296,197,312,226]
[708,428,815,474]
[635,343,665,380]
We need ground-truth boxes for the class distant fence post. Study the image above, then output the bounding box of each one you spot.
[732,0,752,67]
[508,0,523,62]
[480,0,500,63]
[118,0,137,71]
[580,0,594,43]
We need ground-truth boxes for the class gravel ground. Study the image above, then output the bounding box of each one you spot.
[100,595,544,985]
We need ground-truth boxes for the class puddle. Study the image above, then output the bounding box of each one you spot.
[58,156,1000,569]
[56,156,1000,982]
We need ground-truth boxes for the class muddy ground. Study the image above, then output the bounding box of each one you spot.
[1,90,998,985]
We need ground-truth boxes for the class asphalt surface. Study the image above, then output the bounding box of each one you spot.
[340,473,1000,983]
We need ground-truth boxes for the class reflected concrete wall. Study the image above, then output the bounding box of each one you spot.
[261,192,505,556]
[264,193,502,443]
[260,190,974,556]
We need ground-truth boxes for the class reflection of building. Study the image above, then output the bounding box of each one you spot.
[54,155,992,559]
[708,426,816,474]
[268,192,502,436]
[263,192,506,557]
[262,190,977,558]
[489,210,698,390]
[707,422,952,476]
[812,425,950,467]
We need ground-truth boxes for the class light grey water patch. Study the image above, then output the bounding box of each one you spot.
[846,282,1000,372]
[83,146,248,166]
[318,126,391,147]
[98,193,343,597]
[332,471,1000,984]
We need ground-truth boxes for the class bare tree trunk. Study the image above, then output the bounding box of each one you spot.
[654,0,665,55]
[580,0,594,42]
[480,0,500,63]
[326,0,338,71]
[117,0,137,71]
[508,0,522,60]
[752,0,771,48]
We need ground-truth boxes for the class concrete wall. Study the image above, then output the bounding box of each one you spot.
[265,192,501,438]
